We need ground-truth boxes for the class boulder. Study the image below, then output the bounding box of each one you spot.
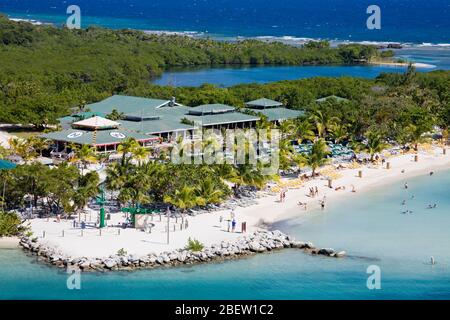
[104,259,117,269]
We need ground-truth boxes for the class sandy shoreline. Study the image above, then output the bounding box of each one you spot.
[369,61,436,68]
[0,237,20,248]
[20,145,450,258]
[240,146,449,226]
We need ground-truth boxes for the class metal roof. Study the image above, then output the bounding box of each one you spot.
[245,98,283,108]
[315,95,349,103]
[41,129,158,146]
[118,119,196,134]
[86,95,172,116]
[244,107,305,121]
[185,112,259,126]
[188,104,235,115]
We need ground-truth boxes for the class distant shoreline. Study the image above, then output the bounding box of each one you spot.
[4,13,450,48]
[369,61,436,69]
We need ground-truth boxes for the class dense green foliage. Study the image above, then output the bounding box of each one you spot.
[0,211,23,237]
[0,15,380,127]
[0,162,99,214]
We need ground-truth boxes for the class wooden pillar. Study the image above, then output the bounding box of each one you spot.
[358,170,363,178]
[386,162,390,169]
[443,148,447,155]
[328,179,332,188]
[414,155,418,162]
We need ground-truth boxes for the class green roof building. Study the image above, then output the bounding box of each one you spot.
[244,97,304,122]
[46,95,305,155]
[245,98,283,109]
[315,95,349,103]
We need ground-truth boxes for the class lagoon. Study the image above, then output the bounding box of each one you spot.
[152,48,450,87]
[1,170,449,299]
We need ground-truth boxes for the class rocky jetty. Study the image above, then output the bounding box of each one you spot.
[19,230,346,272]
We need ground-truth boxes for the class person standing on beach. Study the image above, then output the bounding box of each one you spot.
[315,186,319,196]
[320,200,325,210]
[231,218,236,233]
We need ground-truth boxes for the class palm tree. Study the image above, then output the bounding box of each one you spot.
[106,109,124,121]
[278,119,296,139]
[365,132,387,162]
[303,138,330,177]
[230,164,266,192]
[105,162,127,192]
[329,123,349,144]
[26,136,49,157]
[278,139,296,171]
[122,174,152,207]
[72,144,97,173]
[8,137,36,163]
[74,171,100,214]
[295,120,315,144]
[309,110,338,138]
[133,146,150,165]
[255,114,272,131]
[196,177,224,204]
[164,185,205,213]
[117,138,139,166]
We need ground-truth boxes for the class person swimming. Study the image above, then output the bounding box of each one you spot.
[404,182,408,189]
[430,256,436,265]
[427,204,437,209]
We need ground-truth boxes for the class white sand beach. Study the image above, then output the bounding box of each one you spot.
[27,145,450,258]
[0,237,20,248]
[370,61,436,68]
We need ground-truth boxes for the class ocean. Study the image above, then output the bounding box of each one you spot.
[1,170,449,299]
[1,1,450,300]
[1,0,449,44]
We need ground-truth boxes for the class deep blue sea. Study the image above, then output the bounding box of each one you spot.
[1,170,450,299]
[1,0,449,43]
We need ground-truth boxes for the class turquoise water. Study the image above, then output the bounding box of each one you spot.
[1,170,449,299]
[152,48,450,87]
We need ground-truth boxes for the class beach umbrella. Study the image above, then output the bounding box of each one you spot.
[0,159,16,170]
[0,159,16,211]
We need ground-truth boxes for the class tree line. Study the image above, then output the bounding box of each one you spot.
[0,14,382,128]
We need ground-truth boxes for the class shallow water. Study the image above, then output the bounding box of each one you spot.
[1,170,449,299]
[152,48,450,87]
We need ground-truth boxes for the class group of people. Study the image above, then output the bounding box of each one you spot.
[402,171,439,214]
[220,209,243,233]
[308,186,319,198]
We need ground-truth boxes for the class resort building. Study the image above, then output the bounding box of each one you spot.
[315,95,349,103]
[243,98,305,123]
[42,95,304,154]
